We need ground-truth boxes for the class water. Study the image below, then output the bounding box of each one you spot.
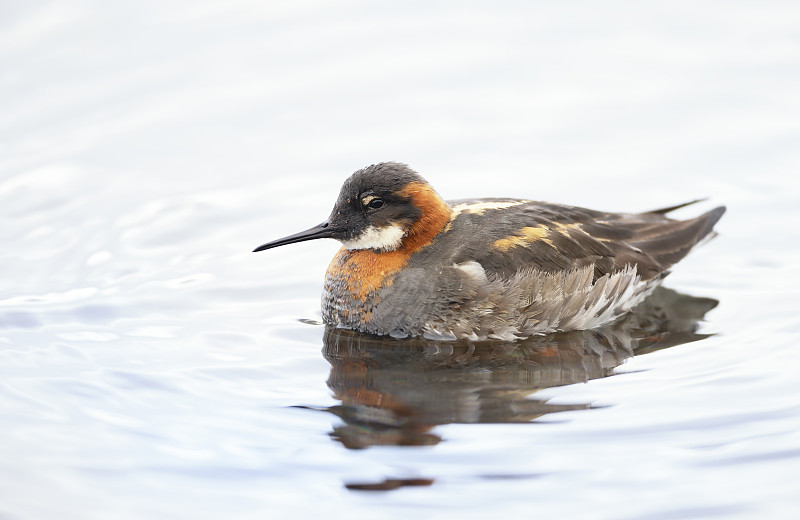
[2,1,800,519]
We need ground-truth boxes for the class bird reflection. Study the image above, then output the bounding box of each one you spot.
[307,287,717,450]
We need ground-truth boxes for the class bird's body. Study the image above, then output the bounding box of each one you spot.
[255,163,725,341]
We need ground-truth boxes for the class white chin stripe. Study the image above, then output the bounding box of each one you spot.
[341,225,405,251]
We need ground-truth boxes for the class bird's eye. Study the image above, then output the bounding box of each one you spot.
[367,198,385,210]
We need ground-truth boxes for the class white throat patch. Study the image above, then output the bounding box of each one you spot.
[340,225,406,251]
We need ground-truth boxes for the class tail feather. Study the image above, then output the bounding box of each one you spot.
[631,206,725,269]
[647,199,708,215]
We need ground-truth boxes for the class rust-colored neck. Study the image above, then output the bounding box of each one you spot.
[397,181,451,253]
[325,181,451,301]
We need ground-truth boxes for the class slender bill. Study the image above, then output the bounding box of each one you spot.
[253,221,335,252]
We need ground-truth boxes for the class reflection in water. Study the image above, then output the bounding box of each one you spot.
[312,287,718,452]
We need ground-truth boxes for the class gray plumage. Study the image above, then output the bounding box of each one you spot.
[256,162,725,341]
[322,184,725,340]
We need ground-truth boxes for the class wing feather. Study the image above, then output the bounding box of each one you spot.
[422,200,725,282]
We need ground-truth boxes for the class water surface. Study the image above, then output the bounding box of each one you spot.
[2,2,800,519]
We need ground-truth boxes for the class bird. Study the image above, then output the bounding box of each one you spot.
[253,162,725,341]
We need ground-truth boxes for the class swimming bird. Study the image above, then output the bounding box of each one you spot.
[254,162,725,341]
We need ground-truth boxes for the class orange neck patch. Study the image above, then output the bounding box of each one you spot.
[326,182,451,300]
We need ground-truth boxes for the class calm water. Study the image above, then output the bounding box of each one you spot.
[2,2,800,519]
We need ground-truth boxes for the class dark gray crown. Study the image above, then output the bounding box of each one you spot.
[339,162,427,200]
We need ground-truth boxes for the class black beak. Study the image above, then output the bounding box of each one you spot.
[253,221,335,252]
